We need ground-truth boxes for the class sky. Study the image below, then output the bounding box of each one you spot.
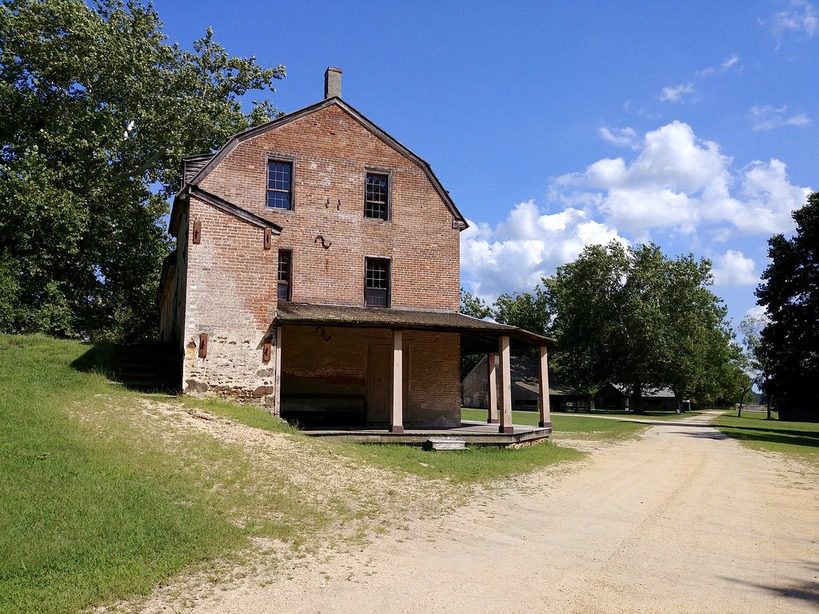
[154,0,817,328]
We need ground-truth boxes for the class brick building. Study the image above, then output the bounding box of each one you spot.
[159,68,553,434]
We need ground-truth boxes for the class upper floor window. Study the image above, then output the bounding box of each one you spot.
[277,249,292,301]
[365,172,389,220]
[267,160,292,210]
[365,257,390,307]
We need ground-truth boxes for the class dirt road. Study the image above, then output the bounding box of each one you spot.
[153,411,818,613]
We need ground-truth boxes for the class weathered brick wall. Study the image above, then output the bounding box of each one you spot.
[198,103,461,311]
[280,325,460,427]
[403,331,461,427]
[181,196,280,402]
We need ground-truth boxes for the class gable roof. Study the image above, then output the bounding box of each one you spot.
[184,97,468,229]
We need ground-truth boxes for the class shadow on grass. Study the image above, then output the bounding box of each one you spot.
[677,429,819,448]
[716,429,819,449]
[712,423,819,440]
[70,341,181,393]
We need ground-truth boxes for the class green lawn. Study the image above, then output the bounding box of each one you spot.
[343,440,583,483]
[0,335,325,614]
[712,411,819,466]
[462,408,647,439]
[555,410,704,422]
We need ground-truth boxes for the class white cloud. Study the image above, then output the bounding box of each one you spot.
[461,123,811,300]
[743,305,769,322]
[460,201,627,297]
[550,121,812,239]
[712,250,757,286]
[659,82,696,103]
[696,53,742,78]
[721,53,742,71]
[763,0,818,42]
[598,126,639,149]
[749,105,811,131]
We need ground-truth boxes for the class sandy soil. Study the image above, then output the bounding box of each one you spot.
[137,411,818,613]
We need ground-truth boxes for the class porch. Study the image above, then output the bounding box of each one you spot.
[302,419,551,446]
[268,303,556,442]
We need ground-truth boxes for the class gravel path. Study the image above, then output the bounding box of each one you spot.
[152,411,818,613]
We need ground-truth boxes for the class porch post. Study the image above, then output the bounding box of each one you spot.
[498,336,513,434]
[271,326,283,416]
[390,329,404,434]
[487,353,499,423]
[538,345,551,428]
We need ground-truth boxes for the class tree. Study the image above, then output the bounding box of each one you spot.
[460,288,492,320]
[493,285,551,336]
[543,242,739,411]
[0,0,285,340]
[755,192,819,421]
[738,313,767,417]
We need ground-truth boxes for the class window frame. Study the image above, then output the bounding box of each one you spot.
[277,249,293,302]
[364,169,391,221]
[266,156,295,211]
[364,257,391,308]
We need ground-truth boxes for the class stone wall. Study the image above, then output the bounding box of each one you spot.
[180,196,280,402]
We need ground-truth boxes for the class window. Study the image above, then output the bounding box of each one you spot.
[267,160,292,210]
[365,258,390,307]
[277,250,292,301]
[365,172,389,220]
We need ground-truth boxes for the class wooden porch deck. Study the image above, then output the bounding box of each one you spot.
[301,420,551,446]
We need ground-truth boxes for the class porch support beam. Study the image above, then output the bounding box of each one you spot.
[498,336,513,434]
[538,345,551,428]
[271,326,283,416]
[390,330,404,434]
[487,353,499,423]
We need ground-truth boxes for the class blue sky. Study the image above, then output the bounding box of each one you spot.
[155,0,817,327]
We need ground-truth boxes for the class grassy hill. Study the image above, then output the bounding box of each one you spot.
[0,335,582,613]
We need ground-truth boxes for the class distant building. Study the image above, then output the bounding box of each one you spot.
[463,355,678,412]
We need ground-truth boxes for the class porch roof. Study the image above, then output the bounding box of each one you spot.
[274,303,554,352]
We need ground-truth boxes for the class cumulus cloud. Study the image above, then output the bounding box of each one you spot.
[712,250,757,286]
[762,0,818,42]
[744,305,769,322]
[659,82,696,103]
[461,122,810,300]
[749,105,811,131]
[460,201,627,297]
[551,121,812,238]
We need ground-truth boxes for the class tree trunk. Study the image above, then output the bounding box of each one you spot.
[632,382,644,414]
[737,387,749,417]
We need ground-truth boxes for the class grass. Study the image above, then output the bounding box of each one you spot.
[712,411,819,466]
[193,402,585,484]
[555,410,704,422]
[0,335,326,614]
[462,408,647,439]
[0,335,590,613]
[343,441,583,483]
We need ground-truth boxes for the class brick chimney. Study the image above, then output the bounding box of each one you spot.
[324,67,342,99]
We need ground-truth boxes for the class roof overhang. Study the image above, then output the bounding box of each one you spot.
[274,303,554,353]
[170,186,283,236]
